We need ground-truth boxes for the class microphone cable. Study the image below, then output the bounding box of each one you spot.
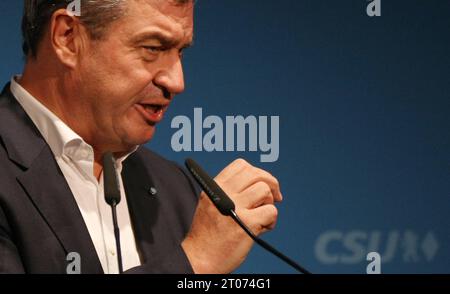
[185,158,311,274]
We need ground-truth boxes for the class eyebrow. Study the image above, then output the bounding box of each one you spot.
[130,31,194,49]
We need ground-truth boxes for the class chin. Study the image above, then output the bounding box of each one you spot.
[127,128,156,147]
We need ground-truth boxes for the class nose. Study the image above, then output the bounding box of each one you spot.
[153,51,185,97]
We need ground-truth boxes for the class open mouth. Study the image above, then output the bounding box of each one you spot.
[135,103,168,124]
[141,104,164,114]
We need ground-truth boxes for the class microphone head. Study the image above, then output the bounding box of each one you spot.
[103,152,121,206]
[185,158,235,216]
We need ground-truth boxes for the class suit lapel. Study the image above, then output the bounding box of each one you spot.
[122,154,160,264]
[16,148,103,273]
[0,84,103,273]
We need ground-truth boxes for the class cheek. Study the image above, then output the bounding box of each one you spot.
[105,70,156,109]
[84,48,154,99]
[117,106,156,143]
[106,51,155,90]
[79,48,157,123]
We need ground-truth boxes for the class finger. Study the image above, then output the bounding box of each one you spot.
[246,204,278,234]
[215,158,249,181]
[252,168,282,203]
[215,159,283,202]
[231,167,282,202]
[235,181,274,209]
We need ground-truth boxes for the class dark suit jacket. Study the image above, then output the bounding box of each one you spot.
[0,83,200,274]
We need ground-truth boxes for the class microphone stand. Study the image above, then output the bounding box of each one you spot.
[103,152,124,274]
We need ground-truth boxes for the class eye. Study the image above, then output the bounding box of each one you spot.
[143,46,163,53]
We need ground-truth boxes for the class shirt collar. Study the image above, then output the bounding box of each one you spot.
[9,75,138,167]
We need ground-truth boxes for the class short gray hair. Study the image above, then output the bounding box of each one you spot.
[22,0,192,58]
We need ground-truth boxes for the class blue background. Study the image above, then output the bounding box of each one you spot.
[1,1,449,273]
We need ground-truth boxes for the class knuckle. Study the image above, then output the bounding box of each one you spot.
[254,166,267,176]
[232,158,250,169]
[267,173,279,188]
[256,181,271,195]
[269,205,278,218]
[272,177,280,188]
[256,167,278,184]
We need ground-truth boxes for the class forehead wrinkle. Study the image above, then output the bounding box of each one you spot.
[127,0,194,47]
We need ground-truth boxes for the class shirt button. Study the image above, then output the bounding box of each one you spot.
[109,250,116,256]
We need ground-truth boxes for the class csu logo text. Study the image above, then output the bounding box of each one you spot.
[315,230,439,265]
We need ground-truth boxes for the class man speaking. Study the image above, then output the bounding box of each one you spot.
[0,0,282,274]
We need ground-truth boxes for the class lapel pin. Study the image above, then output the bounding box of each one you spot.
[148,187,158,196]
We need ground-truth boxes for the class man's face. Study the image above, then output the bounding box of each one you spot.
[73,0,193,152]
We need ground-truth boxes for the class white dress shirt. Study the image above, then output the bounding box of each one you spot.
[10,76,141,274]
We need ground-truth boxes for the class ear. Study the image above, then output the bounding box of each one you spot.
[50,9,85,68]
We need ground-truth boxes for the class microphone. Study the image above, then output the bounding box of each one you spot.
[102,152,124,274]
[185,158,311,274]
